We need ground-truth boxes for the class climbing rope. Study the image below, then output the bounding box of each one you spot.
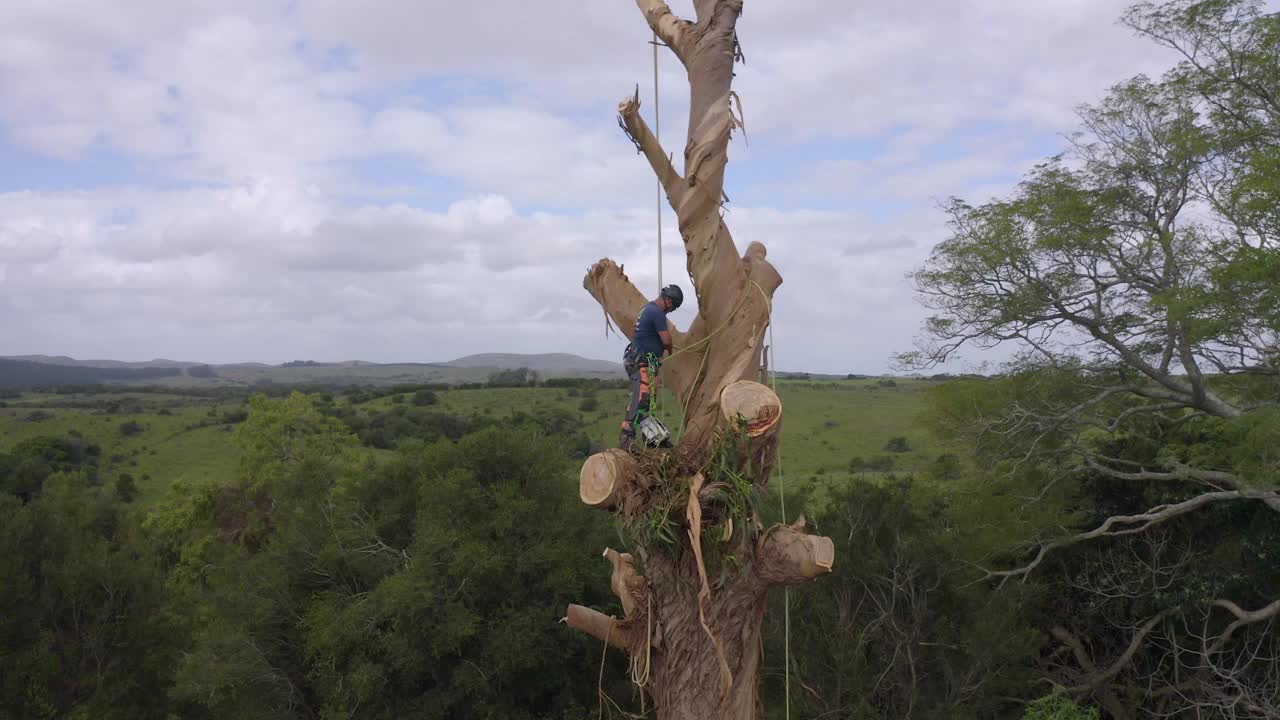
[748,282,792,719]
[768,321,792,720]
[654,30,663,293]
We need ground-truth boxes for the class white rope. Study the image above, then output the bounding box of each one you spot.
[653,31,663,293]
[763,319,791,719]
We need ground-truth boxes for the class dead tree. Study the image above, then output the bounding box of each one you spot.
[563,2,835,718]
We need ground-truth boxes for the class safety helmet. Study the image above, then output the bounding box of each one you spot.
[660,284,684,310]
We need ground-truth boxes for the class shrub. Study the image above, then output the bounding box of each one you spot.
[412,389,439,406]
[850,455,897,472]
[119,420,144,437]
[929,453,961,481]
[579,396,600,412]
[884,436,911,453]
[116,473,138,502]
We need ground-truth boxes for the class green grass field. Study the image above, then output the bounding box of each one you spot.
[0,378,940,503]
[0,391,244,498]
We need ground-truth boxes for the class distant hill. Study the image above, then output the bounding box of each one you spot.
[0,353,624,389]
[5,355,201,369]
[0,358,185,388]
[444,353,621,375]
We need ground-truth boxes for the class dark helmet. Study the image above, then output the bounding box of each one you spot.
[660,284,684,310]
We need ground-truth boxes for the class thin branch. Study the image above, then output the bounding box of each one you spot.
[1061,610,1172,693]
[1209,598,1280,657]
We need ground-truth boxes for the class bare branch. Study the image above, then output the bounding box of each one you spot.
[1060,610,1171,694]
[564,604,629,651]
[581,257,697,402]
[618,91,687,209]
[980,489,1280,584]
[1209,598,1280,657]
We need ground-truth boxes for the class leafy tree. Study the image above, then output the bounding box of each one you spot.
[772,480,1042,719]
[904,1,1280,713]
[146,392,623,718]
[0,471,178,718]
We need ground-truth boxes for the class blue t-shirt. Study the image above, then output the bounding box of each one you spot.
[632,301,668,360]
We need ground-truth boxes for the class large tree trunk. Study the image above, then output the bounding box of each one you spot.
[565,2,835,718]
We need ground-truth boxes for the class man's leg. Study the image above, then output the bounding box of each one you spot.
[620,361,652,450]
[619,363,641,449]
[644,354,672,448]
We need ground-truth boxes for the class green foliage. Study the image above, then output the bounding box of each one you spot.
[884,436,912,453]
[771,479,1043,719]
[849,455,896,472]
[0,468,177,718]
[138,392,623,719]
[116,472,138,502]
[487,367,538,387]
[1021,692,1100,720]
[901,6,1280,713]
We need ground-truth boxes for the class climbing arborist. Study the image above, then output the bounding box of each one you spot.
[619,284,684,450]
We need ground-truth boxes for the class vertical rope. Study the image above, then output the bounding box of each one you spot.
[653,31,663,293]
[767,322,791,720]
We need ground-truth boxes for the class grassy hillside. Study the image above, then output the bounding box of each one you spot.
[0,377,940,503]
[0,391,243,498]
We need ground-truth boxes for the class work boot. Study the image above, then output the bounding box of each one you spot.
[618,429,637,451]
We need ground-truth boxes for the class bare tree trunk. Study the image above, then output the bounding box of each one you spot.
[565,3,834,717]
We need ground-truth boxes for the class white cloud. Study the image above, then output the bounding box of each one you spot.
[0,0,1216,373]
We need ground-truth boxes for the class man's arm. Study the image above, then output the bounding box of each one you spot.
[658,329,672,355]
[653,307,673,355]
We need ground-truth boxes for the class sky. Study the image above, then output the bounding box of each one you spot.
[0,0,1190,374]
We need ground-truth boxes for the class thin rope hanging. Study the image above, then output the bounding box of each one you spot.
[653,30,663,293]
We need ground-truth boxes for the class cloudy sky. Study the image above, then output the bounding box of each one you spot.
[0,0,1189,373]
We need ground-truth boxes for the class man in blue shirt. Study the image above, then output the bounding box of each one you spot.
[620,284,684,450]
